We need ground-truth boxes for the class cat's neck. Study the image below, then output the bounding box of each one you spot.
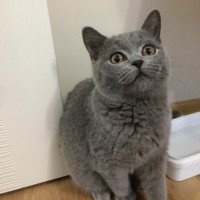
[92,86,168,107]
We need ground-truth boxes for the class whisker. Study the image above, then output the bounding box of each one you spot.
[166,71,192,96]
[118,68,137,84]
[170,55,200,61]
[169,58,200,71]
[118,68,132,80]
[170,60,199,71]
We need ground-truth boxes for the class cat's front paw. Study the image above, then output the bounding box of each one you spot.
[115,192,136,200]
[92,192,110,200]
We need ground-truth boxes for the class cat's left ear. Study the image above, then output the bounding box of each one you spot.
[82,27,107,60]
[141,10,161,42]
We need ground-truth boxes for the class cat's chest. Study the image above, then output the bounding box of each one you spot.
[98,100,153,136]
[91,100,166,163]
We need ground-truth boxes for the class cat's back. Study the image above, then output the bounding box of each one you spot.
[63,78,94,111]
[60,78,95,138]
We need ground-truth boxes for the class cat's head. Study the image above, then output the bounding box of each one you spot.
[82,10,169,101]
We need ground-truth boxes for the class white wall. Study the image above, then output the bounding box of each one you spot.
[47,0,200,103]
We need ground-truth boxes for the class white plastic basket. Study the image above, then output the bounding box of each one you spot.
[167,112,200,181]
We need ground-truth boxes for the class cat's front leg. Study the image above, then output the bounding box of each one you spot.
[137,156,167,200]
[101,168,136,199]
[115,192,136,200]
[143,174,166,200]
[92,192,110,200]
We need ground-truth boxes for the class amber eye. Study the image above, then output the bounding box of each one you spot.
[142,45,156,56]
[110,53,124,64]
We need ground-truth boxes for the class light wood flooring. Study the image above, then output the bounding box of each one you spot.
[0,175,200,200]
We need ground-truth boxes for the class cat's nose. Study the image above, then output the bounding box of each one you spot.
[132,60,144,69]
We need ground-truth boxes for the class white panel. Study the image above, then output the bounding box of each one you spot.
[0,0,67,193]
[0,107,21,193]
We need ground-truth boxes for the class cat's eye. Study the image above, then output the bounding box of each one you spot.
[110,53,124,64]
[142,45,156,56]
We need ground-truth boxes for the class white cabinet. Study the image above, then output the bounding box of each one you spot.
[0,0,67,194]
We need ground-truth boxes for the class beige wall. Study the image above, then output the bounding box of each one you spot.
[47,0,200,103]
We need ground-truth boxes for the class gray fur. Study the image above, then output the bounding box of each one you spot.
[60,10,171,200]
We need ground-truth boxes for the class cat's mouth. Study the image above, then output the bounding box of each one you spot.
[118,70,149,85]
[134,72,148,81]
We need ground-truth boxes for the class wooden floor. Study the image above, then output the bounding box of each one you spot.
[0,175,200,200]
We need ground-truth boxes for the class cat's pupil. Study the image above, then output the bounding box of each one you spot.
[145,48,152,55]
[114,55,121,62]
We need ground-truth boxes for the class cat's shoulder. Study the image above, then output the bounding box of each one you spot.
[73,78,95,92]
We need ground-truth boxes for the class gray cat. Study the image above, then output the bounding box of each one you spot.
[60,10,171,200]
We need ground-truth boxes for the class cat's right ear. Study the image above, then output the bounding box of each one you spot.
[82,27,107,60]
[141,10,161,42]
